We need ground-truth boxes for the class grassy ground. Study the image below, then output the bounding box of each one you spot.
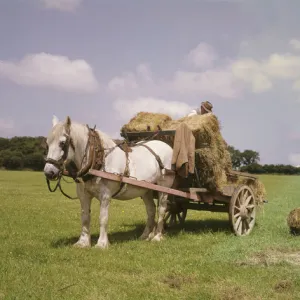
[1,171,300,300]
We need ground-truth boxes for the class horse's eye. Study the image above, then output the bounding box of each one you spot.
[60,141,65,148]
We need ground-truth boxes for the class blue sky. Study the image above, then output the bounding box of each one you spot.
[1,0,300,165]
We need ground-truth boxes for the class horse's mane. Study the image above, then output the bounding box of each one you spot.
[71,121,116,148]
[49,119,116,149]
[48,122,65,143]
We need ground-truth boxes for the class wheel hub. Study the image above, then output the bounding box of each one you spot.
[240,205,248,220]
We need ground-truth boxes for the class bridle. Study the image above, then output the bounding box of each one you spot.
[45,133,75,171]
[44,126,77,199]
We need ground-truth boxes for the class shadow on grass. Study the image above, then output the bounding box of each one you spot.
[166,219,231,236]
[50,224,145,248]
[51,219,231,248]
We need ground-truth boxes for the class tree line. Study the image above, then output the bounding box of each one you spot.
[227,146,300,175]
[0,136,45,171]
[0,136,298,175]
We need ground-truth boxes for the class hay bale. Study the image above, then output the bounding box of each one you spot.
[245,178,267,205]
[287,208,300,235]
[164,113,232,191]
[195,148,230,191]
[224,175,267,206]
[121,112,172,133]
[165,113,220,146]
[121,111,232,191]
[165,112,220,130]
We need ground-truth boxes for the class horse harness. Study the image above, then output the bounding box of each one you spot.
[45,125,165,199]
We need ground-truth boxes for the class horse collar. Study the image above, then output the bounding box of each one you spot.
[75,125,104,181]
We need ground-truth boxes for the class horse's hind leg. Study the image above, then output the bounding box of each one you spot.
[95,188,111,249]
[140,190,156,240]
[151,192,168,242]
[73,183,93,248]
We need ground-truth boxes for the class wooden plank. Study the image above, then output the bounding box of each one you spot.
[183,202,229,213]
[221,185,236,197]
[227,170,258,180]
[88,169,204,202]
[121,130,176,139]
[189,188,208,193]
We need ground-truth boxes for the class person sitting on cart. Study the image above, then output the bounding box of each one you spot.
[187,101,213,117]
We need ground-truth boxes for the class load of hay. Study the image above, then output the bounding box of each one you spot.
[225,175,267,207]
[121,111,266,204]
[287,208,300,235]
[122,112,231,191]
[121,112,172,133]
[166,113,231,191]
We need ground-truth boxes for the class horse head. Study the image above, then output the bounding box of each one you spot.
[44,115,75,180]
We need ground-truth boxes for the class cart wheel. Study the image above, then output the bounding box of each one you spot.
[229,185,256,236]
[163,202,187,228]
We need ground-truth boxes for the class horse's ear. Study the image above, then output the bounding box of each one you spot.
[52,115,59,127]
[65,116,71,130]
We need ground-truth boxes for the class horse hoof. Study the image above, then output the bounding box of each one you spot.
[147,232,155,240]
[139,234,150,240]
[151,234,163,242]
[95,241,109,249]
[73,241,91,248]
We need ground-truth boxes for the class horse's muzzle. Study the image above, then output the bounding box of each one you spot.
[44,163,60,180]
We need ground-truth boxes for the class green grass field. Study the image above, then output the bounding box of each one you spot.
[1,170,300,300]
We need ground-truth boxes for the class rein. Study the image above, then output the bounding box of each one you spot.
[46,173,79,200]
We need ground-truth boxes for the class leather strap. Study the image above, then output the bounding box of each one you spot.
[138,144,165,170]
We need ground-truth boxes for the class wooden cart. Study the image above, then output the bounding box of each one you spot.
[89,129,262,236]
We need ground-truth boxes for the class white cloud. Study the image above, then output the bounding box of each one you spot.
[184,43,218,69]
[108,63,157,95]
[40,0,82,11]
[113,97,192,121]
[290,39,300,51]
[108,44,241,100]
[170,68,240,98]
[231,53,300,93]
[108,73,138,93]
[264,53,300,79]
[231,58,273,93]
[289,153,300,166]
[108,41,300,109]
[108,59,240,100]
[0,52,99,93]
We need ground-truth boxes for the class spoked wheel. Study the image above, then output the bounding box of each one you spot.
[229,185,256,236]
[163,201,187,228]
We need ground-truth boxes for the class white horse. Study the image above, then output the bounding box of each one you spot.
[43,115,175,249]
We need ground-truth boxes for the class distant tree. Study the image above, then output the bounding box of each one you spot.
[0,149,15,168]
[262,164,275,174]
[240,163,264,174]
[0,138,9,151]
[227,145,243,169]
[241,149,260,166]
[24,153,45,171]
[3,155,23,170]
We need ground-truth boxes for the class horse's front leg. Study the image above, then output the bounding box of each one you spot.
[151,192,168,242]
[140,190,156,240]
[73,183,93,248]
[95,191,110,249]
